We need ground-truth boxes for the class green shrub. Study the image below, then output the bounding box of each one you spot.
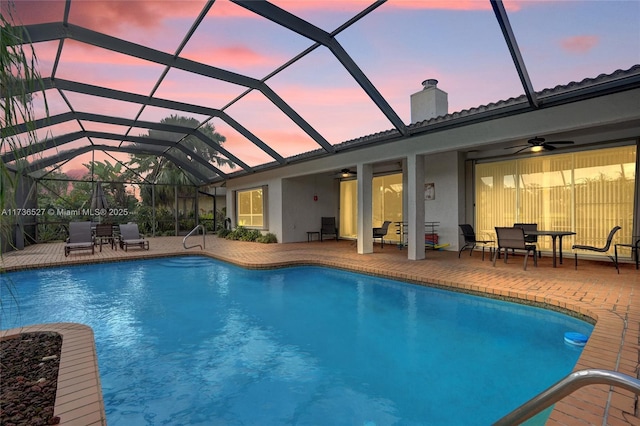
[225,225,247,240]
[240,229,262,242]
[217,225,278,244]
[257,233,278,244]
[216,228,231,238]
[223,226,270,243]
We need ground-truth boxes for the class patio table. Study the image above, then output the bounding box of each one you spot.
[525,230,576,268]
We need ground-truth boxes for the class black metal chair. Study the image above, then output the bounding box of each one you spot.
[492,227,538,270]
[458,224,494,261]
[572,226,621,273]
[514,223,541,258]
[615,238,639,270]
[320,217,338,242]
[373,221,392,248]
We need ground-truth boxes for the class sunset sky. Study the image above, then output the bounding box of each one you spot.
[7,0,640,178]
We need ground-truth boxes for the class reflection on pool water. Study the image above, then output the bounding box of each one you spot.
[1,256,592,425]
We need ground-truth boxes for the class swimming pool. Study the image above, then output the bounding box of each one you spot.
[1,256,592,425]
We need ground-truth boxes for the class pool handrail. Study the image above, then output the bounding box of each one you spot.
[493,369,640,425]
[183,224,205,250]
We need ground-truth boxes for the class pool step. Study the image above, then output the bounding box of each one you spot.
[162,257,212,267]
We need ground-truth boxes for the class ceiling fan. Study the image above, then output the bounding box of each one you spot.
[336,168,356,178]
[507,136,574,154]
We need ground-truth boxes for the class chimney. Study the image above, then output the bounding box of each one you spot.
[410,79,448,123]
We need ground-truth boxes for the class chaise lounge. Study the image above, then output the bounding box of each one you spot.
[64,221,95,257]
[119,223,150,251]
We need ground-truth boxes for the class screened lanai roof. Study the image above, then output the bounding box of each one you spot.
[3,0,639,185]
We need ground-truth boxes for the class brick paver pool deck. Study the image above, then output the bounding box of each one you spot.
[2,235,639,425]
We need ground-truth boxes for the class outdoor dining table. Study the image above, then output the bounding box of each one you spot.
[525,230,576,268]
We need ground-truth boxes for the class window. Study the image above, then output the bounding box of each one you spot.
[236,187,265,228]
[475,145,636,253]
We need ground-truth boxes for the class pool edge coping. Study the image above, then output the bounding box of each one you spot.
[1,323,107,426]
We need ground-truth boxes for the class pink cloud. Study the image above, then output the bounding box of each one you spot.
[560,35,599,54]
[5,0,66,25]
[274,0,517,13]
[182,44,283,69]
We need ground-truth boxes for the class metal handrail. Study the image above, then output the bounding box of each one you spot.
[183,224,205,250]
[493,369,640,425]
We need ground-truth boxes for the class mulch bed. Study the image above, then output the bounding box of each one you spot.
[0,332,62,425]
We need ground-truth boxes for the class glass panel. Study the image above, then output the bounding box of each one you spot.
[475,160,517,240]
[338,174,403,243]
[573,146,636,248]
[237,188,263,228]
[516,154,573,233]
[475,145,637,256]
[373,173,402,244]
[339,179,357,239]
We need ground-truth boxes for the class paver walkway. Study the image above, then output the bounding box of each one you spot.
[2,236,639,425]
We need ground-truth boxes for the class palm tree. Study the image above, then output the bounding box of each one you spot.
[128,115,233,206]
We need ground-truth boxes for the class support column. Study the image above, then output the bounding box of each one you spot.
[407,154,425,260]
[357,163,373,254]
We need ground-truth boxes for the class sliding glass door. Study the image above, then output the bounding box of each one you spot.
[339,173,403,243]
[475,145,636,254]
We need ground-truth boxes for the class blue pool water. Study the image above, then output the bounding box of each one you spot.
[1,256,592,425]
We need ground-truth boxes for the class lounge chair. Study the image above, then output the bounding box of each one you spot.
[492,226,537,270]
[119,223,149,251]
[373,221,392,248]
[572,226,621,273]
[64,221,95,257]
[320,217,338,242]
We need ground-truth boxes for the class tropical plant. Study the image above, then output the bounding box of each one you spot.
[83,160,137,212]
[1,1,48,253]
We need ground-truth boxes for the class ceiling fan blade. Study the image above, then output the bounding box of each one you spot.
[505,145,529,150]
[542,143,557,151]
[514,146,531,154]
[545,141,574,145]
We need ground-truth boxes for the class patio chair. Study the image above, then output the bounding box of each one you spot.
[320,217,338,242]
[373,220,392,248]
[492,227,537,270]
[119,223,149,251]
[95,223,116,251]
[514,223,541,258]
[458,224,494,261]
[64,221,95,257]
[572,226,621,273]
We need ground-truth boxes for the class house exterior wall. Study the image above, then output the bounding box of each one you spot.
[424,151,465,250]
[281,175,338,243]
[224,88,640,253]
